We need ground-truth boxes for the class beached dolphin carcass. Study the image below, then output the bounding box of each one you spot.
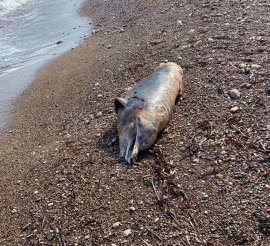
[114,62,183,163]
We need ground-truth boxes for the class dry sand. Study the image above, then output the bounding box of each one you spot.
[0,0,270,245]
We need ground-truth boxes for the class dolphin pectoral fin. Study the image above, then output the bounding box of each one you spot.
[114,97,127,113]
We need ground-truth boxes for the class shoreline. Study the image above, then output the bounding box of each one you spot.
[0,0,89,132]
[0,0,269,244]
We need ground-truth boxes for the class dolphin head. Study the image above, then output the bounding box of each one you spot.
[114,97,158,163]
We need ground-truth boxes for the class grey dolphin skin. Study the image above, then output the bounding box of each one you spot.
[114,62,184,163]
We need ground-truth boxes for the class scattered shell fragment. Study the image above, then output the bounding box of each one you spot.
[176,19,183,26]
[123,229,132,236]
[112,222,121,228]
[11,208,17,214]
[251,64,261,69]
[96,112,103,118]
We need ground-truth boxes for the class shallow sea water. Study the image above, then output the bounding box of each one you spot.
[0,0,90,130]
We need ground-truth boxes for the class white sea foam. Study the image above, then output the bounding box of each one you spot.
[0,0,32,14]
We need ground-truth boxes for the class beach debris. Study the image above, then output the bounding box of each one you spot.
[119,27,125,33]
[96,112,103,118]
[56,40,63,45]
[11,208,17,214]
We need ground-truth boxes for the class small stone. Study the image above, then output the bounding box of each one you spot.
[229,89,241,99]
[94,83,100,86]
[129,206,136,211]
[251,64,261,69]
[48,203,54,208]
[188,29,195,34]
[119,28,125,33]
[164,59,169,63]
[11,208,17,214]
[211,13,223,17]
[96,112,103,118]
[176,19,183,26]
[16,180,21,185]
[107,45,112,49]
[230,106,239,113]
[192,158,198,163]
[112,222,121,228]
[216,174,224,179]
[220,150,226,155]
[84,235,89,240]
[123,229,132,236]
[267,124,270,130]
[208,37,214,43]
[258,157,265,162]
[58,178,65,183]
[202,194,209,200]
[239,63,247,68]
[241,83,252,89]
[154,218,159,223]
[97,94,103,98]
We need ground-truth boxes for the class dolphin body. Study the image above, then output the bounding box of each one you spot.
[114,62,183,163]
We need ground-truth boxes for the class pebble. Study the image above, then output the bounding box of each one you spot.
[192,158,198,163]
[164,59,169,63]
[84,235,89,240]
[267,124,270,130]
[240,83,252,89]
[119,27,125,33]
[107,45,112,49]
[123,229,132,236]
[176,19,183,26]
[11,208,17,214]
[258,157,265,162]
[94,83,100,86]
[58,178,65,183]
[216,174,224,179]
[230,106,239,113]
[208,37,214,43]
[211,13,223,17]
[48,203,54,208]
[112,222,121,228]
[239,63,247,68]
[188,29,195,34]
[96,112,103,118]
[129,206,136,211]
[154,218,159,223]
[220,150,226,155]
[251,64,261,69]
[229,89,241,99]
[202,194,209,200]
[97,94,103,98]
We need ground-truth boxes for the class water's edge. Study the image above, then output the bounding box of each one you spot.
[0,0,91,132]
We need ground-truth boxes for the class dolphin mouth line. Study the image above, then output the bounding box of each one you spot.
[125,134,136,164]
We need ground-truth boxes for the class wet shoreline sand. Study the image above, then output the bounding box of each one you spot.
[0,0,269,245]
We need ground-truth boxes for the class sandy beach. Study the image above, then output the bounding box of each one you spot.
[0,0,270,245]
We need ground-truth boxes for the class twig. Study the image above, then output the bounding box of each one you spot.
[142,239,153,246]
[146,226,163,241]
[151,176,160,201]
[41,206,47,232]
